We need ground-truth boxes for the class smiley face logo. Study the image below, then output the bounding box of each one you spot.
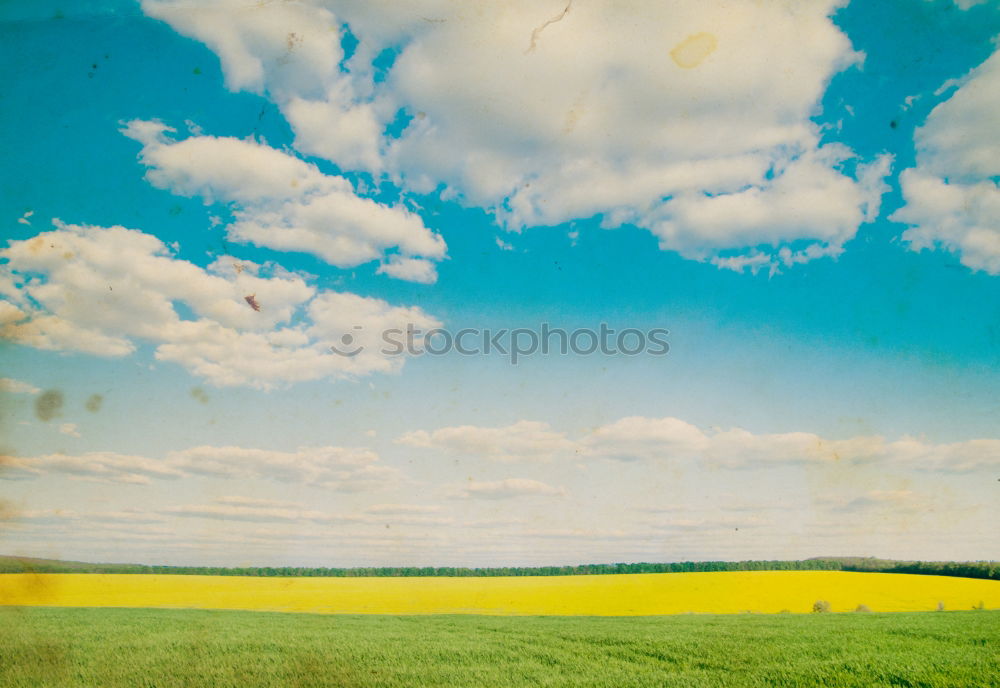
[330,327,364,357]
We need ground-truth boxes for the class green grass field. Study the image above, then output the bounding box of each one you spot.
[1,607,997,687]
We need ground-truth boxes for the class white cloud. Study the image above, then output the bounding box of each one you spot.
[0,444,403,491]
[165,445,394,489]
[213,496,300,509]
[3,509,79,525]
[580,416,709,462]
[122,120,445,282]
[58,423,81,438]
[375,256,439,284]
[164,503,343,523]
[142,0,889,272]
[162,497,452,525]
[398,420,574,462]
[0,222,441,388]
[0,451,186,485]
[0,377,40,395]
[892,49,1000,274]
[402,416,1000,472]
[580,417,1000,472]
[950,0,988,9]
[85,509,168,524]
[364,504,442,515]
[828,489,935,514]
[455,478,567,500]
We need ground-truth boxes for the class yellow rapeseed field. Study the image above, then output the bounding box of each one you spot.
[1,571,998,615]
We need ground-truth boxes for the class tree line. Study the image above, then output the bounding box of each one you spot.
[2,556,997,581]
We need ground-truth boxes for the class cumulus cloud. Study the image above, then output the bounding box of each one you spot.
[142,0,890,272]
[0,377,40,395]
[397,420,573,462]
[583,417,1000,472]
[0,444,402,491]
[892,49,1000,274]
[122,120,446,282]
[0,222,440,387]
[454,478,567,500]
[402,416,1000,472]
[0,451,186,485]
[166,445,402,491]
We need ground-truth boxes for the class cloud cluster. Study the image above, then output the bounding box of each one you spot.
[399,416,1000,472]
[892,49,1000,274]
[167,445,398,492]
[453,478,567,500]
[142,0,891,272]
[397,420,574,462]
[0,451,186,485]
[123,120,446,283]
[0,222,440,387]
[0,444,399,490]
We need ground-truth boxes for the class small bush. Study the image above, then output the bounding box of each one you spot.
[855,604,872,613]
[812,600,831,613]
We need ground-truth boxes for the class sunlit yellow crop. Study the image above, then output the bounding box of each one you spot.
[2,571,998,615]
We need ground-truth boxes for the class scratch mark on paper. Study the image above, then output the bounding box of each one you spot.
[526,0,573,54]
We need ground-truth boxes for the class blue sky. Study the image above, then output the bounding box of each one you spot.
[1,0,998,567]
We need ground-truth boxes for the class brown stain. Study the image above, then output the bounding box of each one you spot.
[84,394,103,413]
[244,294,261,312]
[287,648,369,688]
[25,236,51,255]
[670,32,718,69]
[277,32,304,66]
[190,387,209,404]
[562,89,589,134]
[34,389,64,422]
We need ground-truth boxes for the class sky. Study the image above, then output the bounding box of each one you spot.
[0,0,998,568]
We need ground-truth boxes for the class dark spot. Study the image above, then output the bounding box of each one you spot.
[190,387,209,404]
[193,66,202,75]
[244,294,261,312]
[169,204,183,216]
[34,390,63,422]
[889,120,898,129]
[84,394,103,413]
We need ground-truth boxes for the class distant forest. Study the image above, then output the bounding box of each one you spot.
[1,556,997,581]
